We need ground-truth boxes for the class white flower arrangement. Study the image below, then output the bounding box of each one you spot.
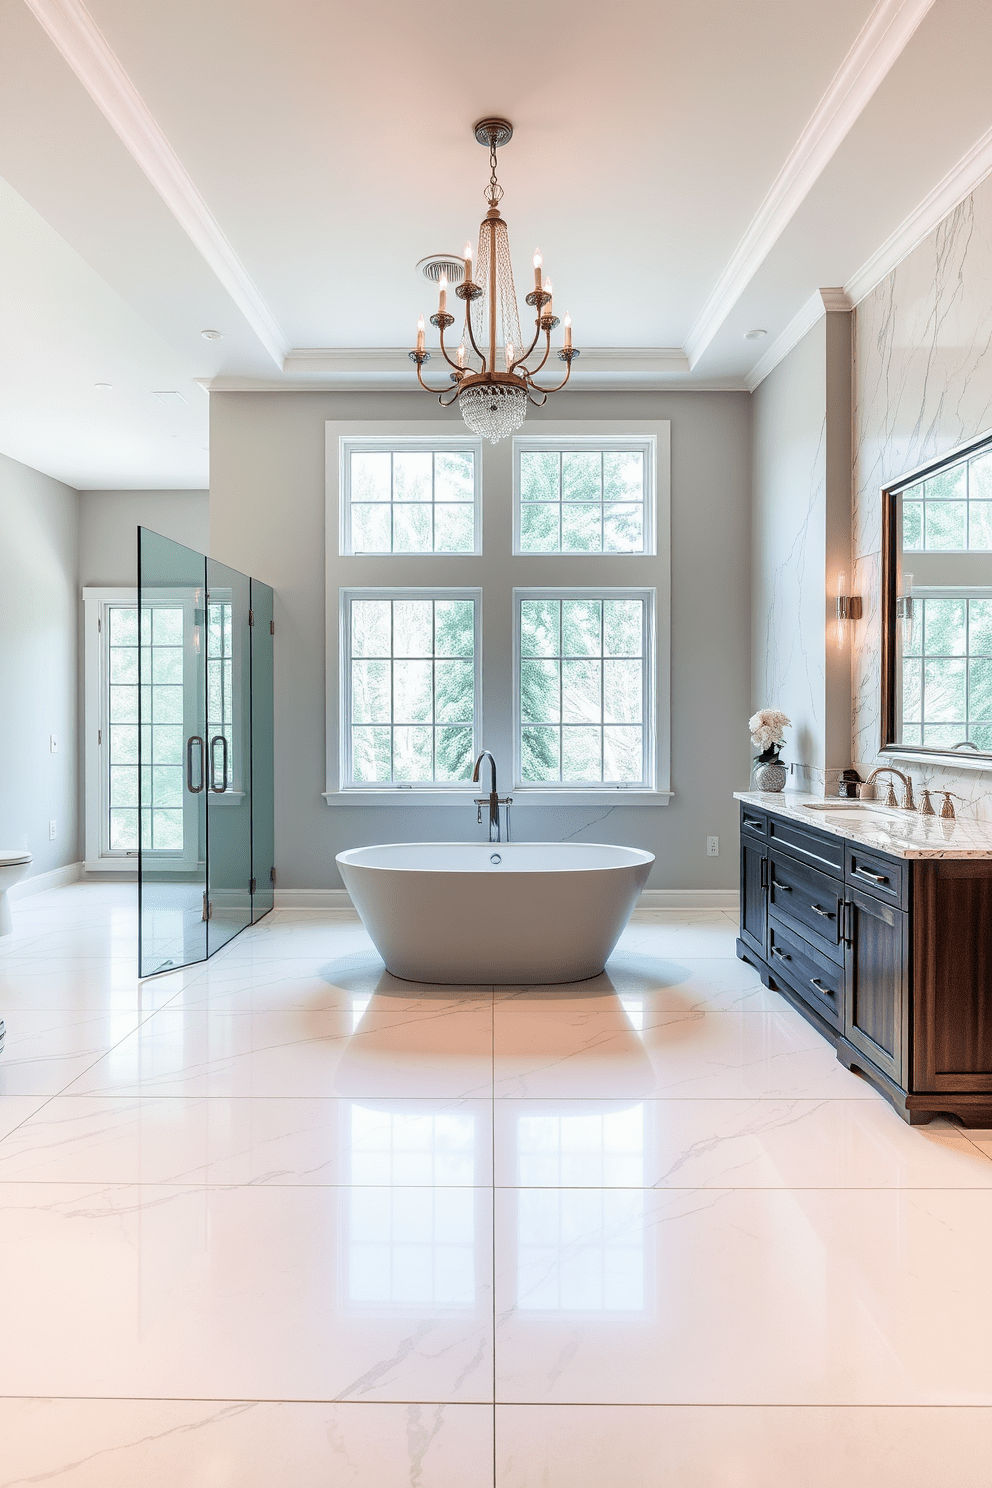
[749,708,791,753]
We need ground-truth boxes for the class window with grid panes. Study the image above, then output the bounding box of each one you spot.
[107,604,185,851]
[516,593,652,786]
[342,592,480,786]
[341,440,481,555]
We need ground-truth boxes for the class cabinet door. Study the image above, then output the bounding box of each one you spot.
[843,886,908,1086]
[740,837,767,958]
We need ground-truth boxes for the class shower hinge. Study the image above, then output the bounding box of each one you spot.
[97,728,102,745]
[248,609,254,626]
[201,892,212,921]
[97,616,102,632]
[270,620,275,635]
[249,876,256,894]
[270,866,276,884]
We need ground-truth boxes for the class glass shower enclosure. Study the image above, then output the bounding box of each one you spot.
[137,528,274,976]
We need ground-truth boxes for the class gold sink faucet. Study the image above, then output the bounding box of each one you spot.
[859,766,915,810]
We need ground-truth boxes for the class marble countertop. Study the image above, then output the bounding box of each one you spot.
[734,790,992,859]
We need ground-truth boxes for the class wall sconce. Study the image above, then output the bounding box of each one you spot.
[834,572,862,647]
[896,571,914,650]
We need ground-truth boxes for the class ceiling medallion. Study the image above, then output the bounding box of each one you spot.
[410,117,579,443]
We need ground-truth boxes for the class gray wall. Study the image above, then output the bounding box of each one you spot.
[209,389,751,892]
[79,489,208,586]
[0,450,79,875]
[751,308,852,793]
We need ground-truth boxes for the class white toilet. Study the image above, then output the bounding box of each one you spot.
[0,851,33,936]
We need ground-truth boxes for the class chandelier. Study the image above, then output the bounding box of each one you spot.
[410,117,579,443]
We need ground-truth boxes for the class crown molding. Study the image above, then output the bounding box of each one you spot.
[819,287,852,313]
[205,348,747,395]
[23,0,289,368]
[744,292,824,393]
[844,121,992,306]
[684,0,936,370]
[282,346,692,380]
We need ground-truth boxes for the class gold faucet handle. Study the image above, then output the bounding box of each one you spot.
[884,781,899,808]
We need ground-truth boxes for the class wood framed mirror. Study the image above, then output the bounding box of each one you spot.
[881,427,992,766]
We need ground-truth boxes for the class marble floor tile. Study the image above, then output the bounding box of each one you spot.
[0,1399,495,1487]
[495,1404,992,1488]
[0,1182,494,1400]
[169,958,487,1014]
[0,962,205,1012]
[493,1185,992,1403]
[493,1097,992,1189]
[0,1094,494,1186]
[65,999,496,1099]
[492,989,866,1100]
[0,1093,51,1141]
[0,1008,151,1095]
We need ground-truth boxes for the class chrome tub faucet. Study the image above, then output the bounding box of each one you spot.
[472,751,512,842]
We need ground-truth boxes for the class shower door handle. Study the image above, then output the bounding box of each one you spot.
[209,734,229,793]
[186,735,205,794]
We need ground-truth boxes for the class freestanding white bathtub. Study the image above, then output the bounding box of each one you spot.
[336,842,654,984]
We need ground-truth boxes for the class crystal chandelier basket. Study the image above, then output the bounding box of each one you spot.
[410,117,579,443]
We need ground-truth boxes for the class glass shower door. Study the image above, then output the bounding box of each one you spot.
[205,557,253,953]
[137,529,208,977]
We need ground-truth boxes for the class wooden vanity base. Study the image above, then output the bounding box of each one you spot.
[737,801,992,1131]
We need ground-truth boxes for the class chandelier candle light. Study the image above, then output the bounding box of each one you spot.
[410,118,579,443]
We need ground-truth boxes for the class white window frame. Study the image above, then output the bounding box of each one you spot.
[512,434,657,556]
[324,418,672,807]
[338,586,483,792]
[339,433,483,556]
[512,587,656,791]
[82,587,242,873]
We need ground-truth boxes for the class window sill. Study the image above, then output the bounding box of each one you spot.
[323,789,673,807]
[208,789,246,805]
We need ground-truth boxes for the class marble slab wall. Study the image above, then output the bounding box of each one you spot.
[853,177,992,817]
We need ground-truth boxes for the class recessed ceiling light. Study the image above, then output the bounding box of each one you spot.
[201,329,222,340]
[744,328,767,341]
[94,382,112,390]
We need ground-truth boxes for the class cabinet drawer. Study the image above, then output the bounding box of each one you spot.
[767,816,844,877]
[768,849,844,962]
[846,843,907,909]
[767,919,842,1030]
[740,805,767,839]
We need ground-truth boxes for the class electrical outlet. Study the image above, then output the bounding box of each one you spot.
[49,819,57,840]
[706,836,719,857]
[50,734,58,753]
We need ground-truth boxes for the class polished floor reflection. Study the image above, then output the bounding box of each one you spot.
[2,887,992,1484]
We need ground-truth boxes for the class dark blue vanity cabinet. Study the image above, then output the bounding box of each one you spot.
[737,802,992,1127]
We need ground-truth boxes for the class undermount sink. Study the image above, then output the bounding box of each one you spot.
[798,798,890,812]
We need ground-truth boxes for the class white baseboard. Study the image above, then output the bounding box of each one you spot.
[10,861,82,901]
[273,886,739,912]
[274,889,354,910]
[637,889,739,910]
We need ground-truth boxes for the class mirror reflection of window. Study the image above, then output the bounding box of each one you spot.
[895,445,992,752]
[346,1104,477,1308]
[516,1107,645,1313]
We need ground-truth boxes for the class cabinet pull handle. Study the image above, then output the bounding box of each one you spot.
[760,857,768,889]
[810,977,833,995]
[771,947,791,961]
[841,900,853,947]
[854,866,888,885]
[810,903,834,918]
[743,815,762,828]
[771,879,792,891]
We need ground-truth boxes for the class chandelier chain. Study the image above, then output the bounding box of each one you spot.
[486,133,503,206]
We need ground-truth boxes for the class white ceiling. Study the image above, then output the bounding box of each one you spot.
[0,0,991,487]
